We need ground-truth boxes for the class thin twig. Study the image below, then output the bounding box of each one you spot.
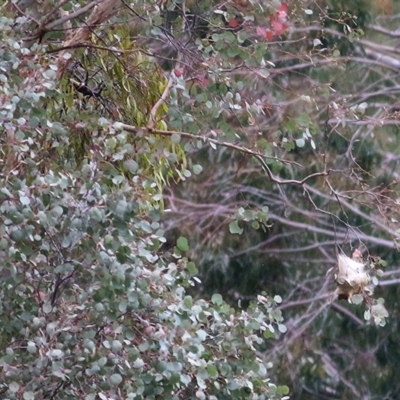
[118,123,331,186]
[23,1,100,42]
[147,75,175,130]
[41,0,71,27]
[331,302,364,326]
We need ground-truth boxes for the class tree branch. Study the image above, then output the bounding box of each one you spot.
[147,75,175,130]
[118,123,331,186]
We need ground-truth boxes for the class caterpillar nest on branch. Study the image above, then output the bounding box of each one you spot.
[335,249,370,301]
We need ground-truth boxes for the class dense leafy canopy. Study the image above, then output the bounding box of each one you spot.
[1,0,400,399]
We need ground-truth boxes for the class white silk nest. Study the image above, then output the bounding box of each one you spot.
[335,252,370,299]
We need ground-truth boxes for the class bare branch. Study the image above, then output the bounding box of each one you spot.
[119,123,331,186]
[269,214,395,249]
[147,75,176,130]
[55,0,122,77]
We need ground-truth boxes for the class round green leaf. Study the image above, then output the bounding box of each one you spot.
[171,133,181,143]
[278,324,287,333]
[109,373,123,386]
[229,220,243,235]
[211,293,223,305]
[177,236,189,251]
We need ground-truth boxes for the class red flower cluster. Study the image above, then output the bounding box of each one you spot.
[256,2,288,41]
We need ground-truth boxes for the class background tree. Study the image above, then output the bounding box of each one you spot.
[1,0,400,399]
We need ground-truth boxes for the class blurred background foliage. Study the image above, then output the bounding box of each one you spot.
[2,0,400,399]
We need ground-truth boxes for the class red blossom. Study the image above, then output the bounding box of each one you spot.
[270,18,288,36]
[266,30,274,41]
[256,2,289,41]
[276,2,288,20]
[256,26,267,36]
[174,67,184,77]
[228,18,240,29]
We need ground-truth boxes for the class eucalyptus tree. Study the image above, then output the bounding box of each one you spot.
[1,0,399,399]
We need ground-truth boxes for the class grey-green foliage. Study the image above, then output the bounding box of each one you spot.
[0,9,288,400]
[0,163,288,399]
